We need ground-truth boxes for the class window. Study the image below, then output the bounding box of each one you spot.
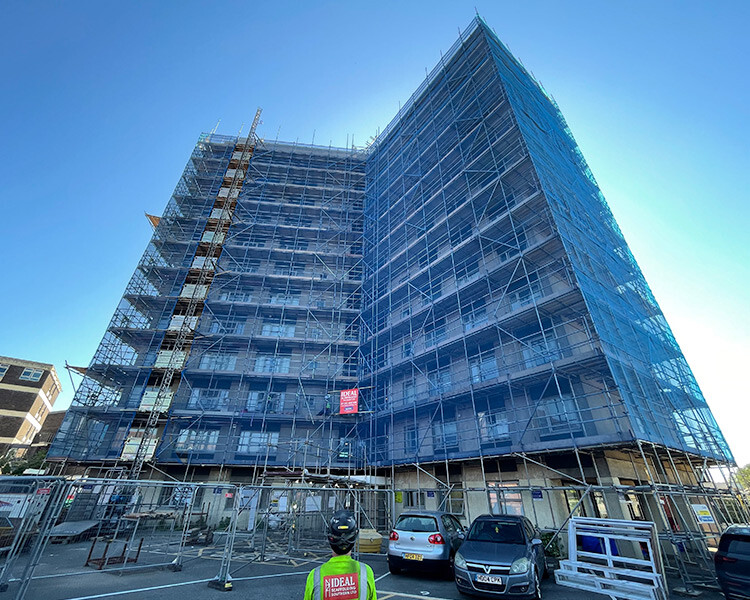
[425,319,447,347]
[210,319,245,335]
[497,230,528,263]
[462,304,488,331]
[622,490,645,521]
[488,482,523,516]
[456,258,479,285]
[470,354,498,383]
[254,354,291,373]
[403,380,416,403]
[0,364,8,380]
[19,368,44,382]
[432,421,459,450]
[403,491,426,510]
[269,290,301,306]
[176,429,220,452]
[237,431,279,454]
[522,334,559,368]
[396,515,437,532]
[188,388,230,410]
[591,491,609,519]
[404,426,418,454]
[246,391,265,411]
[421,281,441,306]
[402,341,413,358]
[218,290,253,303]
[563,489,586,517]
[535,395,582,436]
[261,319,296,337]
[441,491,465,517]
[239,259,260,273]
[428,368,451,396]
[726,539,750,557]
[507,272,542,311]
[478,411,510,443]
[199,353,237,371]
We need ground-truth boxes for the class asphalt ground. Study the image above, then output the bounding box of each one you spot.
[1,539,726,600]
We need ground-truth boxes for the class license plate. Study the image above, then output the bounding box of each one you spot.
[475,574,504,585]
[402,553,423,561]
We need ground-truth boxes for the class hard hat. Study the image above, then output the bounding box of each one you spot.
[328,510,359,554]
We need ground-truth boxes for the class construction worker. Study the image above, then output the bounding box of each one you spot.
[303,510,376,600]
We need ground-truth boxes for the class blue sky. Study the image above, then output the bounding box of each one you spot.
[1,1,748,464]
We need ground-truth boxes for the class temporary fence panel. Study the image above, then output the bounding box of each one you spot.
[4,477,242,600]
[0,476,68,600]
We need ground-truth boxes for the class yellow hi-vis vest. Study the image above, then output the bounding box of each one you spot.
[303,555,375,600]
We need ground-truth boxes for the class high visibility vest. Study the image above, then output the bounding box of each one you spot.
[308,559,369,600]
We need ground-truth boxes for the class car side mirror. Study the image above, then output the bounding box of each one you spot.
[532,538,543,545]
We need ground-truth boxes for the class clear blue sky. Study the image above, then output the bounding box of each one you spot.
[1,1,748,464]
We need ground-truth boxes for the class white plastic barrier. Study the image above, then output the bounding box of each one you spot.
[555,517,667,600]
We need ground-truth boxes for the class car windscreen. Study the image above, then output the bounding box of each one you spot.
[467,520,525,544]
[394,515,438,533]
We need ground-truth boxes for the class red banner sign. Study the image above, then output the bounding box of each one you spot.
[339,389,359,414]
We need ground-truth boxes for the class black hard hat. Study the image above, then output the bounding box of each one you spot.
[328,510,358,554]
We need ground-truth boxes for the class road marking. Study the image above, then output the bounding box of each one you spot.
[61,570,311,600]
[62,578,215,600]
[374,571,391,582]
[232,570,309,581]
[378,594,396,599]
[376,592,455,600]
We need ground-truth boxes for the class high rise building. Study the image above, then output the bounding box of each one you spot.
[0,356,61,457]
[49,17,732,496]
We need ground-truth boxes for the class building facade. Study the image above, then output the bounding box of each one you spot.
[49,18,732,491]
[0,357,61,457]
[50,138,364,479]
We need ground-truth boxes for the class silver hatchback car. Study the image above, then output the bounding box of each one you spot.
[387,511,466,575]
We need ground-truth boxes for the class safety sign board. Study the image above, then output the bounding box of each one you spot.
[691,504,715,524]
[339,389,359,414]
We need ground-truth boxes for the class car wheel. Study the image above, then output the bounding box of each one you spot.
[388,560,401,575]
[532,567,542,600]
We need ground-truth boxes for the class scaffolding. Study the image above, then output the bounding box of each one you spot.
[49,117,366,481]
[44,15,743,592]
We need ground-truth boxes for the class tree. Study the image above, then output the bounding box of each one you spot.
[736,464,750,489]
[0,449,47,475]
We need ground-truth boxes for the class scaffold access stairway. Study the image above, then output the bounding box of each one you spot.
[127,109,263,479]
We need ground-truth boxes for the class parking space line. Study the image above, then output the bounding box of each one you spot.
[376,591,456,600]
[232,570,309,581]
[61,578,215,600]
[60,570,311,600]
[374,572,391,583]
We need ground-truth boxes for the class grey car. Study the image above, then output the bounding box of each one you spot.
[454,514,545,599]
[387,511,466,575]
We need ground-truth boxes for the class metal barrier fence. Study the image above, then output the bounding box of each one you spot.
[0,476,394,600]
[391,482,750,593]
[0,474,746,598]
